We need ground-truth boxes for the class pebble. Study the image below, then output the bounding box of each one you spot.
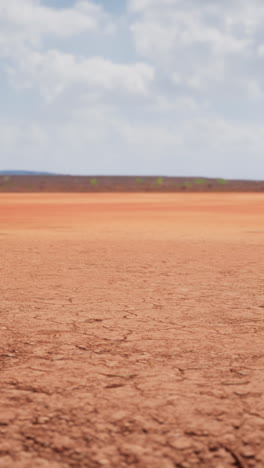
[241,446,256,458]
[169,436,192,450]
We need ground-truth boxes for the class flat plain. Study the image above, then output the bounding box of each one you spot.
[0,193,264,468]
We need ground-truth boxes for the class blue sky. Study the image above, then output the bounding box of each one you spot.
[0,0,264,178]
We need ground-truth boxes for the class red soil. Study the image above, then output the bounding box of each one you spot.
[0,193,264,468]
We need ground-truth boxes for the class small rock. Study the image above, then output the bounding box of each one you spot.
[232,420,241,429]
[256,448,264,462]
[0,410,14,425]
[111,410,128,422]
[96,458,110,466]
[121,443,146,457]
[221,434,236,444]
[53,355,65,360]
[0,441,13,452]
[52,435,74,450]
[215,463,226,468]
[36,416,50,424]
[169,436,192,450]
[241,446,256,458]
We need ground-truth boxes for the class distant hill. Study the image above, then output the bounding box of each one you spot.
[0,170,57,176]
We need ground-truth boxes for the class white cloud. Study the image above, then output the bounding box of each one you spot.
[128,0,264,108]
[0,0,114,64]
[7,49,155,99]
[0,0,107,40]
[0,0,154,100]
[248,80,264,99]
[1,112,263,178]
[129,0,253,59]
[0,0,264,178]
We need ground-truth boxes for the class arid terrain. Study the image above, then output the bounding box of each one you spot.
[0,193,264,468]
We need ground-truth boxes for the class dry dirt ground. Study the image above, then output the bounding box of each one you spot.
[0,193,264,468]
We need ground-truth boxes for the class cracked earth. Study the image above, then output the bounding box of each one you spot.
[0,193,264,468]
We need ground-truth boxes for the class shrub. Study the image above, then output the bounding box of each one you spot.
[217,178,228,185]
[136,177,143,184]
[156,177,164,186]
[195,178,207,185]
[90,178,97,186]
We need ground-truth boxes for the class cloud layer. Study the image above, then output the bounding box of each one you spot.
[0,0,264,178]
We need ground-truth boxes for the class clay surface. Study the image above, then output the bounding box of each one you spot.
[0,193,264,468]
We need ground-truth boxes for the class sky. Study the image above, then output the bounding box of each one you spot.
[0,0,264,178]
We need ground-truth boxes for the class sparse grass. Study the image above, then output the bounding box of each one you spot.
[3,176,10,183]
[0,176,10,188]
[195,178,207,185]
[156,177,164,186]
[184,181,192,188]
[90,178,98,186]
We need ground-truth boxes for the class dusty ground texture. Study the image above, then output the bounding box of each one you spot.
[0,193,264,468]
